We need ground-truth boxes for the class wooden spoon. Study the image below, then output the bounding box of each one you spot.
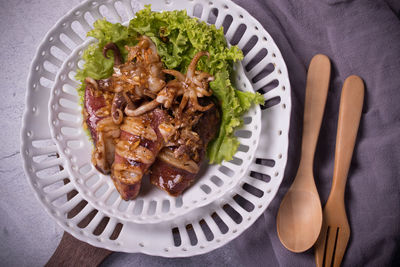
[276,54,331,253]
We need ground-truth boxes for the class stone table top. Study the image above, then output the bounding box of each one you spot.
[0,1,247,266]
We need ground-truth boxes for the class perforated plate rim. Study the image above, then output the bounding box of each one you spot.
[21,0,291,257]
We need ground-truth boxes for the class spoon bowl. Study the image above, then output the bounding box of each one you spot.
[276,54,331,253]
[277,187,323,252]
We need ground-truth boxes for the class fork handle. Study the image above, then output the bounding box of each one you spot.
[331,75,364,199]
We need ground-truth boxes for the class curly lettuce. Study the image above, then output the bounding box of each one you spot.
[75,19,137,100]
[75,5,264,164]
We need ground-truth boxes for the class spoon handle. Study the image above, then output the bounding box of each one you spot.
[330,75,364,200]
[299,54,331,169]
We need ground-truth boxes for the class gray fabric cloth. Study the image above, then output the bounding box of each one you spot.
[1,0,399,266]
[106,0,400,266]
[222,0,400,266]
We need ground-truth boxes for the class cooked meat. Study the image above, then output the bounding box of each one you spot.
[83,37,221,199]
[84,37,165,177]
[150,100,220,196]
[126,51,215,118]
[103,42,123,66]
[84,79,106,142]
[149,159,197,196]
[111,109,170,200]
[84,80,119,174]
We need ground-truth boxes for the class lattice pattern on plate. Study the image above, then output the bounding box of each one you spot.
[49,36,261,222]
[21,0,290,257]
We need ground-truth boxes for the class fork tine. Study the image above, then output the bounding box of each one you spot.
[333,228,350,267]
[324,227,338,267]
[315,224,328,267]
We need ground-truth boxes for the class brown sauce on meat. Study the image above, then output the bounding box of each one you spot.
[84,36,220,200]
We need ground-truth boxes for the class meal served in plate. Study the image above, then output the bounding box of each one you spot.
[76,6,264,200]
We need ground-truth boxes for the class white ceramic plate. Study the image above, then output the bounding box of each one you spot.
[21,0,291,257]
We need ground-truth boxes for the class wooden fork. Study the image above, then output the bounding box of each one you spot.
[314,75,364,267]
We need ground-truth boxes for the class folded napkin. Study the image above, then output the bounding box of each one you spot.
[105,0,400,266]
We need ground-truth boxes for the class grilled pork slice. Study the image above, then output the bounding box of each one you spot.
[150,102,220,196]
[84,81,119,174]
[111,109,170,200]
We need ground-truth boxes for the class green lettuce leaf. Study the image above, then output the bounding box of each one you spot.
[207,71,264,163]
[75,6,265,164]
